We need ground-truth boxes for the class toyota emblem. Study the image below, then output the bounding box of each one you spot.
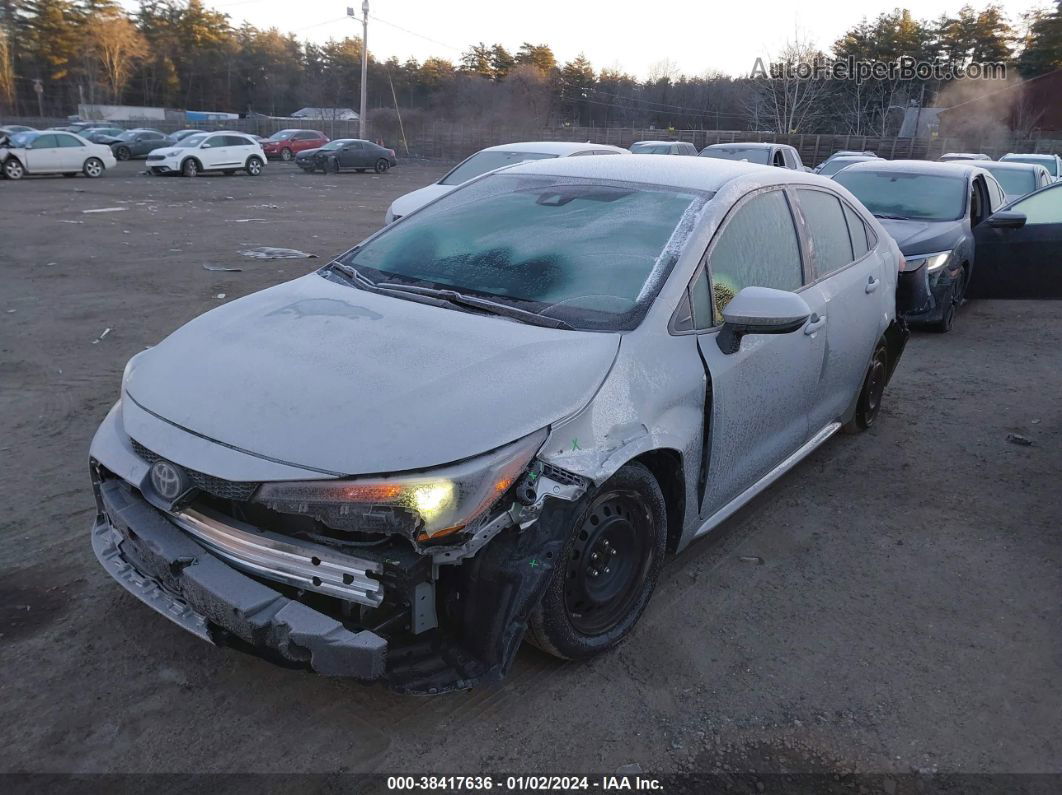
[150,459,188,502]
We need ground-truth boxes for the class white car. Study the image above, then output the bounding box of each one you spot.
[1,130,116,179]
[384,141,630,223]
[145,131,266,177]
[999,152,1062,183]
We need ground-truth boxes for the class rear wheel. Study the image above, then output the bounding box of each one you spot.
[527,462,666,660]
[245,156,263,176]
[181,158,200,177]
[3,158,24,179]
[83,158,104,178]
[843,344,888,433]
[374,158,390,174]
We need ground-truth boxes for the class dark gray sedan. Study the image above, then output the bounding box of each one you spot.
[296,138,397,174]
[834,160,1007,332]
[100,128,174,160]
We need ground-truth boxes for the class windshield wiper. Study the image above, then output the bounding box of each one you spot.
[327,260,377,288]
[377,283,574,330]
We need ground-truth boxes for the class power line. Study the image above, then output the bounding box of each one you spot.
[369,14,463,53]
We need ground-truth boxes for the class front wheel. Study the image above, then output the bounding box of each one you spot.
[843,344,888,433]
[181,158,199,177]
[115,146,131,161]
[527,462,666,660]
[3,158,24,179]
[374,158,390,174]
[280,148,293,161]
[83,157,104,178]
[932,283,958,333]
[245,156,263,176]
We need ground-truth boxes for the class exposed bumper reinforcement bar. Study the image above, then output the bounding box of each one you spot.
[92,479,387,679]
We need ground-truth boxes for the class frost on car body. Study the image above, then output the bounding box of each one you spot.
[90,156,907,692]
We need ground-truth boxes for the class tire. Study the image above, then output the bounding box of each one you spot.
[280,148,293,161]
[181,158,200,177]
[329,156,341,174]
[932,284,957,333]
[527,462,666,660]
[83,158,104,178]
[842,343,888,434]
[245,156,263,176]
[115,146,131,161]
[374,158,390,174]
[3,157,24,180]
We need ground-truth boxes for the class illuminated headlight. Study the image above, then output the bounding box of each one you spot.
[905,251,951,272]
[253,429,547,541]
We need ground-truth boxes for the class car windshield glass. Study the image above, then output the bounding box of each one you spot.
[10,131,35,147]
[819,158,867,176]
[982,166,1036,196]
[175,133,208,147]
[320,139,351,151]
[700,147,771,164]
[834,171,967,221]
[439,151,558,185]
[1005,156,1056,176]
[630,143,671,154]
[268,130,294,140]
[333,174,708,331]
[117,131,141,140]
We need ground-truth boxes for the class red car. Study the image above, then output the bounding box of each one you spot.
[260,129,329,161]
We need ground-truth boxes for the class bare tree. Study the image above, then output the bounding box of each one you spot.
[0,28,14,111]
[88,13,148,104]
[752,38,832,132]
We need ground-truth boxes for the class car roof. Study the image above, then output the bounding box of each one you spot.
[940,152,989,158]
[979,161,1047,172]
[838,159,982,178]
[1002,153,1056,161]
[631,140,681,146]
[480,141,628,155]
[703,142,778,150]
[501,152,825,192]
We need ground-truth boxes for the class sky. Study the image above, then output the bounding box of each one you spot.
[169,0,1043,79]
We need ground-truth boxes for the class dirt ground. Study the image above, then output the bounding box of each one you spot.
[1,160,1059,777]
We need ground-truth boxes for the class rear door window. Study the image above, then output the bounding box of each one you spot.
[797,189,855,276]
[56,134,84,147]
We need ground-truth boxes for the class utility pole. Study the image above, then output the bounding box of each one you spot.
[347,2,369,139]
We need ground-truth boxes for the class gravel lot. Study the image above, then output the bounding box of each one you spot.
[1,160,1060,777]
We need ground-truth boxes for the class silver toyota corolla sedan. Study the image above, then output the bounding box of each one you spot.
[89,155,908,693]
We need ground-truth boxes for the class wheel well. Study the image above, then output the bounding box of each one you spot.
[632,449,685,553]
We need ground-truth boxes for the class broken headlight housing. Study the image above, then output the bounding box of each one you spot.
[252,429,547,542]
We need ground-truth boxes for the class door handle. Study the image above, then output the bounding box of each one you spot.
[804,313,826,335]
[865,276,880,293]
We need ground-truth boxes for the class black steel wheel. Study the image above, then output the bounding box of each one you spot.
[843,343,888,433]
[527,462,666,660]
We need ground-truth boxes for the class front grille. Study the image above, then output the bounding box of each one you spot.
[131,439,261,502]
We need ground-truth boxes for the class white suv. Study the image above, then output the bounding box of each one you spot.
[146,132,266,177]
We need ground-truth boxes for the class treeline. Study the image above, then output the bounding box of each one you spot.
[0,0,1060,135]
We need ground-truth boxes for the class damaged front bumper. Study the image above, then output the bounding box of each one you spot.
[92,479,388,678]
[88,405,587,693]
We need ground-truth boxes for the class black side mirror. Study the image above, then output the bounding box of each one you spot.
[988,211,1027,229]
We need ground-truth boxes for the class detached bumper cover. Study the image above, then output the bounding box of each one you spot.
[92,478,387,679]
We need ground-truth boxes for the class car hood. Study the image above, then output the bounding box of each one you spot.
[877,217,966,256]
[123,273,620,476]
[296,147,324,158]
[389,183,455,218]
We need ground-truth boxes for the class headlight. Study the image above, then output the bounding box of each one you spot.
[253,429,547,542]
[905,251,951,272]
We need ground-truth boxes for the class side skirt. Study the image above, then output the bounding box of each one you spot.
[692,421,841,540]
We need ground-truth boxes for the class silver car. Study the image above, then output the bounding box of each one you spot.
[89,156,907,693]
